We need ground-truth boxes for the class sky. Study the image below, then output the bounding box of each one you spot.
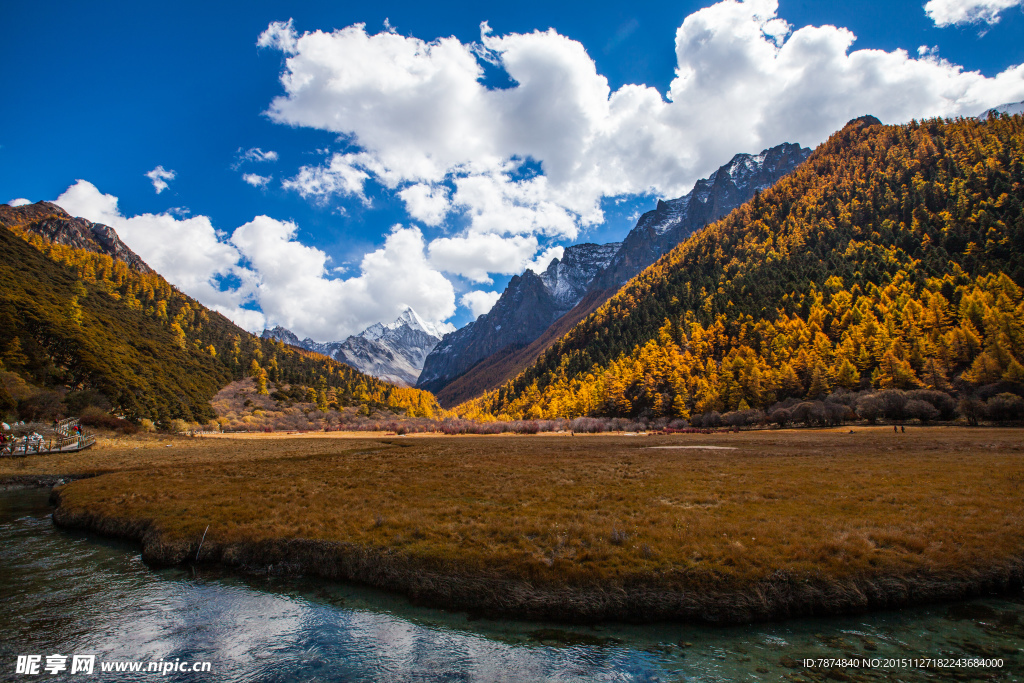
[2,0,1023,341]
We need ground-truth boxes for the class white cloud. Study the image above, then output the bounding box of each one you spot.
[7,198,31,207]
[257,18,300,54]
[236,147,279,164]
[242,173,272,187]
[398,183,451,226]
[145,165,176,194]
[260,3,1024,280]
[925,0,1022,26]
[428,233,540,283]
[282,153,369,201]
[526,245,564,274]
[460,290,501,318]
[232,221,455,339]
[52,180,455,341]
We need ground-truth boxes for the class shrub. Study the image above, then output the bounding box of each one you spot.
[791,401,826,427]
[958,397,985,426]
[723,409,765,428]
[877,389,908,421]
[79,407,138,434]
[768,407,791,428]
[63,389,112,416]
[905,399,940,423]
[824,401,852,425]
[825,390,856,407]
[18,390,65,422]
[0,383,16,419]
[167,418,191,434]
[905,390,957,421]
[570,417,606,433]
[855,394,882,423]
[985,393,1024,422]
[609,528,629,545]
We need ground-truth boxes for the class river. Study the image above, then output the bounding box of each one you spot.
[0,487,1020,682]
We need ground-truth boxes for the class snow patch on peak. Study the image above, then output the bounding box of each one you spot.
[260,307,453,386]
[979,100,1024,120]
[389,306,455,339]
[358,322,387,341]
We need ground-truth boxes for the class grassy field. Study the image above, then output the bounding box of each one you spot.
[7,427,1024,623]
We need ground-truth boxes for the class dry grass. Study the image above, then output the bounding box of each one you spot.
[15,427,1024,619]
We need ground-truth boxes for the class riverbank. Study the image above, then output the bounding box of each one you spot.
[16,428,1024,624]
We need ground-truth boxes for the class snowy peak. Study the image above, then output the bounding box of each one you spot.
[357,322,387,342]
[260,307,451,386]
[358,307,454,342]
[979,100,1024,120]
[539,242,622,308]
[590,140,810,291]
[391,306,455,339]
[262,326,302,347]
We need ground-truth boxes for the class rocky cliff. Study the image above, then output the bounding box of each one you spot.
[416,243,618,395]
[0,201,152,273]
[589,143,810,291]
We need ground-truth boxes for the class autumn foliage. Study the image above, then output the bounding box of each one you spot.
[0,213,442,423]
[462,115,1024,420]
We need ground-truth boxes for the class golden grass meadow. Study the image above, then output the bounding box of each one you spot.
[6,427,1023,623]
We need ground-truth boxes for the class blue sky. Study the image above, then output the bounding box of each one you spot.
[2,0,1023,340]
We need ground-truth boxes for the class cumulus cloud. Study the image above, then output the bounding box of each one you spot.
[398,183,451,226]
[283,153,369,201]
[925,0,1022,26]
[232,221,455,339]
[145,165,176,194]
[52,180,454,341]
[7,198,31,207]
[526,246,564,274]
[242,173,272,187]
[259,1,1024,281]
[428,233,540,283]
[460,290,502,318]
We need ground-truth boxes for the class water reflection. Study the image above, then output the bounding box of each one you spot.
[0,488,1020,682]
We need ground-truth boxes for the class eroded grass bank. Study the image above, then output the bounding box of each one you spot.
[18,428,1024,623]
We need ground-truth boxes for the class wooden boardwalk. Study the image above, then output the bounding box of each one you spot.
[1,418,96,457]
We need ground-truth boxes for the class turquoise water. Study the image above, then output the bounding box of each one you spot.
[0,487,1021,682]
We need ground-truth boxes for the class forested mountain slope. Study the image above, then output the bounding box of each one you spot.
[0,204,441,422]
[461,115,1024,420]
[424,143,809,406]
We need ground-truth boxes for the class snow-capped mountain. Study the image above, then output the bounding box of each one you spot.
[589,142,811,291]
[418,141,811,402]
[538,242,621,309]
[979,100,1024,120]
[262,307,454,387]
[416,242,620,394]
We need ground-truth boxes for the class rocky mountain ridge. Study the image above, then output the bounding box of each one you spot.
[418,141,811,402]
[0,201,153,273]
[589,142,810,291]
[415,242,619,394]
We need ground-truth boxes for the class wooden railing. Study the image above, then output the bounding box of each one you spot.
[1,419,96,457]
